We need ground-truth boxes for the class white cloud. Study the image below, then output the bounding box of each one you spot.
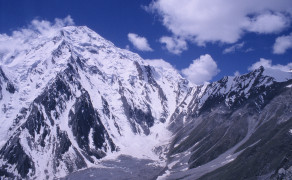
[148,0,292,46]
[54,16,74,28]
[245,48,254,52]
[223,42,245,54]
[181,54,220,84]
[159,36,187,54]
[128,33,153,51]
[248,58,292,71]
[244,12,290,34]
[273,32,292,54]
[0,16,74,62]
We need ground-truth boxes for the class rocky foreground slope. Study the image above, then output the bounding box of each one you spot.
[0,25,291,180]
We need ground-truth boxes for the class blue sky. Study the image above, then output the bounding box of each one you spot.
[0,0,291,83]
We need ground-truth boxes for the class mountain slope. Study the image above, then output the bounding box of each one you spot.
[0,25,291,180]
[162,67,292,180]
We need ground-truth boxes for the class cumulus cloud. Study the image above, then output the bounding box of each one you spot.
[0,16,74,61]
[244,12,290,34]
[248,58,292,71]
[181,54,220,84]
[159,36,187,54]
[128,33,153,51]
[273,32,292,54]
[147,0,292,46]
[223,42,245,54]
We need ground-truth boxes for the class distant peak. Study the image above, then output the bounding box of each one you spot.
[262,67,292,82]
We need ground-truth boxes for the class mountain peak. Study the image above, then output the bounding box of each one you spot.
[261,66,292,82]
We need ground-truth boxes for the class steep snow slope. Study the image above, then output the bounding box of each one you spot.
[0,26,189,179]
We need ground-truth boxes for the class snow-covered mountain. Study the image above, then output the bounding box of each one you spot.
[0,25,291,180]
[0,26,189,179]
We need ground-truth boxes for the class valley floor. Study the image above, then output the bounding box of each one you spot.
[59,155,165,180]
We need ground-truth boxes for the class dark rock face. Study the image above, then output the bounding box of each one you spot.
[273,166,292,180]
[6,81,15,94]
[56,127,72,156]
[0,67,8,81]
[69,92,95,150]
[131,106,155,135]
[119,92,154,135]
[54,127,87,174]
[101,96,110,118]
[134,61,144,81]
[132,106,154,128]
[199,91,292,180]
[144,65,167,102]
[118,69,157,135]
[169,104,249,168]
[0,136,35,178]
[188,111,248,169]
[24,104,47,137]
[69,91,115,159]
[0,66,15,100]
